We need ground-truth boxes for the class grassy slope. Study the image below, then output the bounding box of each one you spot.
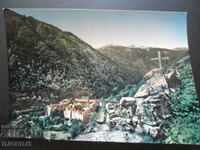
[164,54,200,144]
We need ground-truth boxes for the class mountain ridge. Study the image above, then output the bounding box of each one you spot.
[98,44,186,79]
[4,9,134,109]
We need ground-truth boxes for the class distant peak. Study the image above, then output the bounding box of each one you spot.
[3,8,20,17]
[129,45,149,49]
[172,47,188,51]
[98,44,127,49]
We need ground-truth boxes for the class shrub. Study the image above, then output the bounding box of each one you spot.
[67,120,84,138]
[164,62,200,144]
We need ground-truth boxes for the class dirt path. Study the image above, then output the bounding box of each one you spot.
[74,125,146,143]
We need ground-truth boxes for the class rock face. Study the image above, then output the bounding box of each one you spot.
[105,100,134,131]
[94,111,105,123]
[105,68,179,139]
[43,130,70,140]
[134,69,169,98]
[74,124,147,143]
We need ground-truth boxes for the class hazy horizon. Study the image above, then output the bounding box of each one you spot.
[11,9,188,49]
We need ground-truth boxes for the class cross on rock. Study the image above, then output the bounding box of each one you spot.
[151,50,169,69]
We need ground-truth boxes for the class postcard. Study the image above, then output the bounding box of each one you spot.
[2,8,200,144]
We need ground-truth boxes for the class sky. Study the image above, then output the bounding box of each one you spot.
[11,8,188,49]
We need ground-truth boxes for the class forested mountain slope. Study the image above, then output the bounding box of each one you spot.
[4,9,133,109]
[98,45,186,79]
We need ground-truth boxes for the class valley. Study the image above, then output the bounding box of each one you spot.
[3,9,200,144]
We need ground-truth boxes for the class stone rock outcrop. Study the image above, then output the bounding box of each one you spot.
[134,69,168,98]
[43,130,70,140]
[143,69,159,81]
[74,124,147,143]
[164,69,181,89]
[118,69,177,139]
[105,100,134,131]
[105,69,178,139]
[132,95,169,138]
[94,111,105,123]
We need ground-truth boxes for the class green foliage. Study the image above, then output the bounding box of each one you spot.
[165,119,200,144]
[30,123,44,138]
[5,9,136,103]
[99,98,107,113]
[165,59,200,144]
[25,110,84,138]
[85,112,98,128]
[67,120,84,138]
[108,82,139,101]
[142,135,153,143]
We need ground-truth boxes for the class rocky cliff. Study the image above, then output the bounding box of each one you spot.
[76,54,192,142]
[105,68,178,140]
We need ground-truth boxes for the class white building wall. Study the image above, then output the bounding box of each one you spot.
[63,110,71,119]
[63,109,84,121]
[71,111,83,121]
[46,106,52,116]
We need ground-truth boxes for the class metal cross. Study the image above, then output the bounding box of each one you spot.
[151,50,169,69]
